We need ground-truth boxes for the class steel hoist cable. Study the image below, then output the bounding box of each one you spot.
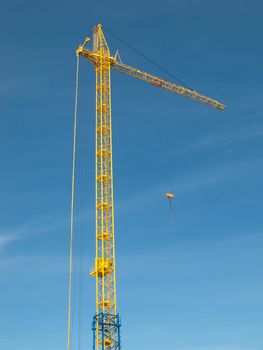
[103,25,192,90]
[67,55,80,350]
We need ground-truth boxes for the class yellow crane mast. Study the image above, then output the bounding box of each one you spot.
[68,23,225,350]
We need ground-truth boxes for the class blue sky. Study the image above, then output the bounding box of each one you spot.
[0,0,262,349]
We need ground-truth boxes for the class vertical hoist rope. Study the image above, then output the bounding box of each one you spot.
[67,55,80,350]
[169,198,174,224]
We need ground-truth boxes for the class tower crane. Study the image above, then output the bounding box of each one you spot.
[67,23,225,350]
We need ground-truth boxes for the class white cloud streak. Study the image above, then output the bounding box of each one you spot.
[0,215,68,249]
[175,121,263,156]
[116,154,262,215]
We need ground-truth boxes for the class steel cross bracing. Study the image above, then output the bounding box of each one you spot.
[76,23,225,350]
[83,25,118,350]
[77,30,225,112]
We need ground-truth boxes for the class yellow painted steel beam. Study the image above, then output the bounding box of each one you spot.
[78,24,117,350]
[77,42,225,111]
[111,60,225,110]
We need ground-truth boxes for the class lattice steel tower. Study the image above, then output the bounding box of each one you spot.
[80,25,119,350]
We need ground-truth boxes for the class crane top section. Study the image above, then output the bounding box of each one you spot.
[76,24,225,111]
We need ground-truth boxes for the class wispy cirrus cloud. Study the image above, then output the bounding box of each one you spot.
[176,121,263,156]
[116,153,262,215]
[0,235,15,248]
[0,215,68,249]
[118,230,263,278]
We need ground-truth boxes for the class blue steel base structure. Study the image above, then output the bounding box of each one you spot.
[92,313,121,350]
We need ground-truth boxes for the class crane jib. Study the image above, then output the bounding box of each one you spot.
[77,47,225,111]
[110,61,225,111]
